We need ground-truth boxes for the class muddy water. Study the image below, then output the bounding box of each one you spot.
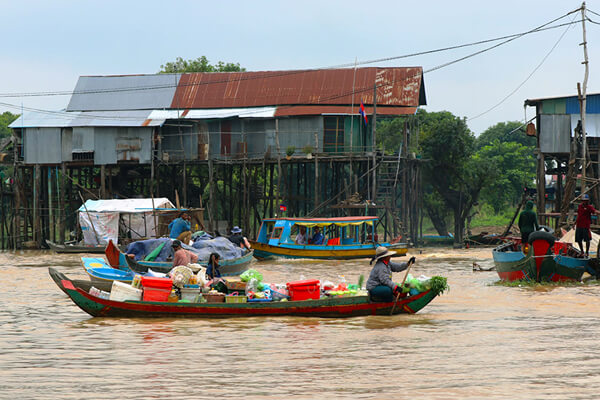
[2,247,600,399]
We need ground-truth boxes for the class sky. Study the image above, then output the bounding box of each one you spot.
[1,0,599,134]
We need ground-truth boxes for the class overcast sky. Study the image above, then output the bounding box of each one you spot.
[1,0,599,134]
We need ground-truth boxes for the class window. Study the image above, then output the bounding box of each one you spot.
[324,116,344,153]
[271,227,283,239]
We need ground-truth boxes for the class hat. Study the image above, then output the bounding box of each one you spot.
[371,246,397,264]
[231,226,242,234]
[583,194,590,201]
[172,239,182,248]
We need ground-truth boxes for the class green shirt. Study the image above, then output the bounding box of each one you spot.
[518,209,539,234]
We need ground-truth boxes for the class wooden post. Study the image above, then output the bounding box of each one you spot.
[100,165,106,198]
[208,158,215,232]
[275,119,282,211]
[33,164,41,244]
[537,151,546,225]
[579,2,589,194]
[59,164,66,243]
[372,84,377,201]
[183,161,187,207]
[314,131,319,210]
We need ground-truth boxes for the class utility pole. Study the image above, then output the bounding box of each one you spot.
[372,83,377,202]
[579,1,589,195]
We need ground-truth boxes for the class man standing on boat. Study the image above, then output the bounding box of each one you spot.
[518,201,539,246]
[366,246,414,302]
[575,194,599,257]
[171,239,199,267]
[169,212,192,245]
[228,226,251,250]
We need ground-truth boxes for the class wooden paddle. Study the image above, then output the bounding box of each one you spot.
[390,258,415,316]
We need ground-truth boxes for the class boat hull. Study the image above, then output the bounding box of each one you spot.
[49,268,438,318]
[46,240,106,254]
[492,242,587,282]
[249,240,408,260]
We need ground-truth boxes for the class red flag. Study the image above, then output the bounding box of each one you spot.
[359,100,368,126]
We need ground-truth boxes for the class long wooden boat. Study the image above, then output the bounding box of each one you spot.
[250,216,408,260]
[492,231,588,282]
[46,239,106,254]
[49,267,439,318]
[420,234,454,246]
[104,240,253,276]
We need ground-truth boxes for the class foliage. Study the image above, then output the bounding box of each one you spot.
[422,191,451,236]
[302,145,314,154]
[376,117,409,154]
[468,203,513,228]
[159,56,245,73]
[286,146,296,156]
[418,109,495,242]
[474,140,536,213]
[493,279,586,288]
[0,112,18,139]
[476,121,536,149]
[429,276,449,295]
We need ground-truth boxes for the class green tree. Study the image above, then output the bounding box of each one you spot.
[159,56,245,73]
[477,121,536,149]
[419,110,495,243]
[475,140,536,213]
[0,111,18,139]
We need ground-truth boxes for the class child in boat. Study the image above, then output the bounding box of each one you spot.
[206,252,221,280]
[518,200,539,249]
[576,194,599,257]
[366,246,414,302]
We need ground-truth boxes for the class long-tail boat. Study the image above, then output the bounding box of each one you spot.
[46,239,106,254]
[49,267,441,318]
[492,231,588,282]
[249,216,408,260]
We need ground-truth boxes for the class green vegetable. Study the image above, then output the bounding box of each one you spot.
[429,276,449,295]
[358,274,365,289]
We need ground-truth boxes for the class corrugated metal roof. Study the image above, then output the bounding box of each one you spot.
[172,67,425,109]
[9,110,163,128]
[67,74,181,111]
[275,105,417,117]
[525,93,600,115]
[148,106,276,120]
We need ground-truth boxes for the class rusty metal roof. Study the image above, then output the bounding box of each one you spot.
[172,67,425,109]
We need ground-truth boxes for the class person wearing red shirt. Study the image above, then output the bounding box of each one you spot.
[575,194,599,256]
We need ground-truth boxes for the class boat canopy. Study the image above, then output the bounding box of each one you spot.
[294,220,373,228]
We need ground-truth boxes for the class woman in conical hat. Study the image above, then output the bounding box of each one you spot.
[365,246,415,302]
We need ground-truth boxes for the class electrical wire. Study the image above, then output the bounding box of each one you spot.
[0,7,583,123]
[0,10,581,100]
[467,11,578,121]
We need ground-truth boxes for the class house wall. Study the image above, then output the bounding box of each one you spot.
[24,128,62,164]
[94,127,152,164]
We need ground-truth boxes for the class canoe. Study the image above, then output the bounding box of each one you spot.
[82,257,135,284]
[250,216,409,260]
[420,234,454,246]
[492,231,588,282]
[105,240,253,276]
[48,267,440,318]
[46,239,106,254]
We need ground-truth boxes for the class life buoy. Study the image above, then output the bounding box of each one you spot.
[528,230,556,245]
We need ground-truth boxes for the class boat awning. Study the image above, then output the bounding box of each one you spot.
[293,220,373,228]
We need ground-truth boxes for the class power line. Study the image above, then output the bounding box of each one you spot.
[468,11,578,121]
[0,10,581,99]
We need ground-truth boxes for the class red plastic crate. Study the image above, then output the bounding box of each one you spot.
[286,279,320,301]
[141,277,173,302]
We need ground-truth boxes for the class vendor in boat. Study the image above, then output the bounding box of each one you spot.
[576,194,600,257]
[206,252,221,280]
[228,226,251,250]
[518,200,539,245]
[169,212,192,245]
[295,226,307,245]
[171,239,199,267]
[366,246,415,302]
[310,226,324,245]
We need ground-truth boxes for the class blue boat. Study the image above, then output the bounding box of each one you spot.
[82,257,135,285]
[248,216,408,260]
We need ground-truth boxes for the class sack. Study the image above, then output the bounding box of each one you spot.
[240,269,263,283]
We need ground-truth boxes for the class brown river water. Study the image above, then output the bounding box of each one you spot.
[2,247,600,399]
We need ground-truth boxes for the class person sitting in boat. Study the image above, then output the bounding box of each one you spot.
[576,194,600,257]
[310,226,324,245]
[295,226,307,245]
[206,252,222,280]
[171,239,198,267]
[169,212,192,245]
[366,246,414,302]
[228,226,251,250]
[518,200,539,246]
